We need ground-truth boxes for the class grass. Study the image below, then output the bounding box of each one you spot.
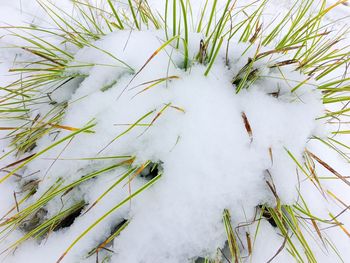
[0,0,349,262]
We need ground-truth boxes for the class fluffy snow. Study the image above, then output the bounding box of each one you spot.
[0,1,349,263]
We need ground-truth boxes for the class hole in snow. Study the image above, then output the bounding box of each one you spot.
[88,219,129,258]
[140,161,163,181]
[52,202,86,231]
[258,205,277,228]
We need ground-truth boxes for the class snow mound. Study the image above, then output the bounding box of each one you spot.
[2,29,325,262]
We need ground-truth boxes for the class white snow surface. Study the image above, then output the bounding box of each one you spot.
[0,1,349,263]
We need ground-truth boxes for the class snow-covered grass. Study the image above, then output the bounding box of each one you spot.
[0,0,349,262]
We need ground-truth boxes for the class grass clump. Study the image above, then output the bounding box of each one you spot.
[0,0,349,262]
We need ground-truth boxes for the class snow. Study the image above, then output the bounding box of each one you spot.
[0,0,349,263]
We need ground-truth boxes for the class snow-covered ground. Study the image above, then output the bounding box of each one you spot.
[0,1,349,262]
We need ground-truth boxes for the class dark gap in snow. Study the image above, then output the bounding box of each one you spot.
[232,68,259,86]
[53,203,86,231]
[268,87,281,98]
[20,202,86,235]
[140,161,163,181]
[87,219,129,258]
[24,142,37,153]
[110,218,128,234]
[258,205,277,228]
[232,58,260,90]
